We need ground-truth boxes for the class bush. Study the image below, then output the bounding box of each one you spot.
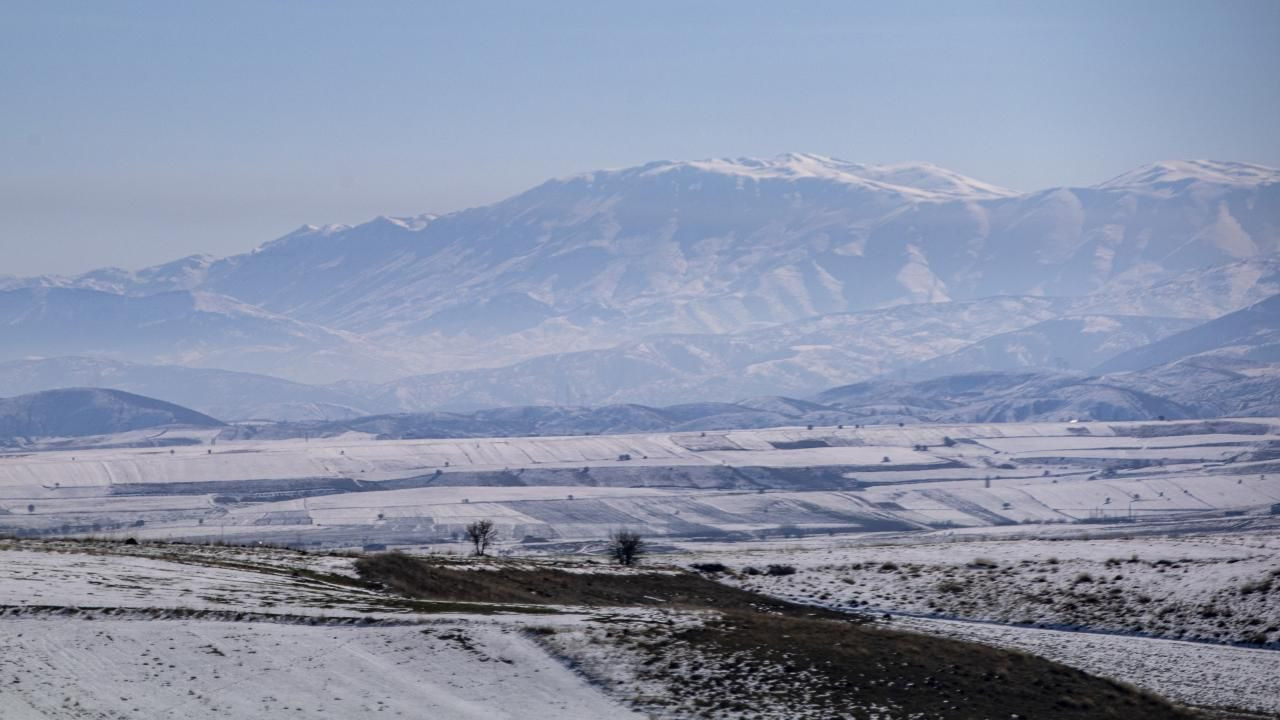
[742,566,761,576]
[765,564,797,576]
[691,562,728,574]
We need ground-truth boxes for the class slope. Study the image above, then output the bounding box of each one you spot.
[1095,294,1280,374]
[0,388,224,440]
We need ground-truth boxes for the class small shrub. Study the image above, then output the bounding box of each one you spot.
[1074,572,1093,584]
[765,564,797,576]
[1240,579,1272,595]
[742,566,761,576]
[691,562,728,574]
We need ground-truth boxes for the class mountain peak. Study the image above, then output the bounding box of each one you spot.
[611,153,1018,200]
[1095,160,1280,191]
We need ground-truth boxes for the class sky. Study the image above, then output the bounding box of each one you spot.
[2,0,1278,276]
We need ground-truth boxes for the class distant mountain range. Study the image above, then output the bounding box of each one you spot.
[2,154,1276,413]
[4,292,1279,445]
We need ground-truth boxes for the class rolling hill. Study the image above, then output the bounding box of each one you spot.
[0,388,224,440]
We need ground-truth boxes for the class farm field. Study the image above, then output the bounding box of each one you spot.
[1,418,1276,549]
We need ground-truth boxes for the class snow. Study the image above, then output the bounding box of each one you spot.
[1096,160,1280,191]
[629,153,1020,201]
[0,618,638,720]
[0,539,644,719]
[3,417,1278,548]
[890,616,1280,716]
[675,527,1280,714]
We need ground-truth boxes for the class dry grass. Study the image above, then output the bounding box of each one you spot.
[360,551,1207,718]
[637,610,1204,719]
[354,552,841,616]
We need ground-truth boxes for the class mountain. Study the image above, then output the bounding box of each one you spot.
[0,287,417,383]
[0,357,380,421]
[1086,295,1280,418]
[1116,354,1280,419]
[1095,294,1280,374]
[14,157,1280,361]
[899,315,1199,380]
[1071,257,1280,320]
[3,155,1276,394]
[0,388,224,441]
[230,363,1252,442]
[813,372,1193,424]
[222,397,871,442]
[165,158,1280,339]
[1095,159,1280,191]
[353,297,1066,410]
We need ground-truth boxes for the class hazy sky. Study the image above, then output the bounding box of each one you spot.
[3,1,1278,276]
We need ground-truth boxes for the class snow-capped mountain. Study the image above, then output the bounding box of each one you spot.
[1095,160,1280,192]
[4,155,1277,397]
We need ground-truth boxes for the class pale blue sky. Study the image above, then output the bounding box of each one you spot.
[2,0,1278,275]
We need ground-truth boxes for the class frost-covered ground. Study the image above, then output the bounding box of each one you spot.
[1,534,1275,718]
[685,527,1280,646]
[0,618,637,720]
[888,616,1280,716]
[672,525,1280,716]
[0,540,645,720]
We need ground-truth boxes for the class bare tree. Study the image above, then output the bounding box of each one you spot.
[464,519,498,556]
[608,529,645,566]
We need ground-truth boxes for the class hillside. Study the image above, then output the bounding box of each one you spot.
[0,357,377,421]
[1095,294,1280,374]
[0,539,1216,720]
[0,287,417,383]
[0,388,223,440]
[898,315,1198,379]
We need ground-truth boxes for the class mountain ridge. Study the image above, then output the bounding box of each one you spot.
[2,155,1276,393]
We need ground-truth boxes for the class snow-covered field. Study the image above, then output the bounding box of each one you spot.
[0,618,637,720]
[1,418,1276,549]
[0,540,646,720]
